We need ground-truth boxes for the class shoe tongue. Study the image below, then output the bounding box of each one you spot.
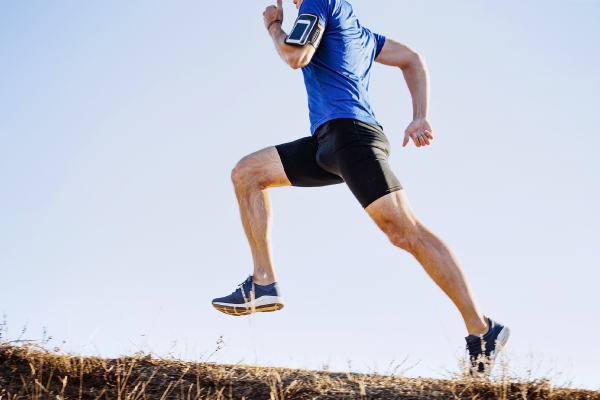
[236,276,253,292]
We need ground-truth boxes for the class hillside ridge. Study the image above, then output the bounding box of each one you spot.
[0,343,597,400]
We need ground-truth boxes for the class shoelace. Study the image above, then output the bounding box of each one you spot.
[466,337,486,358]
[465,336,496,375]
[231,276,253,297]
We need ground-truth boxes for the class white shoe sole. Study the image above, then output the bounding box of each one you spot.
[212,296,285,316]
[492,326,511,362]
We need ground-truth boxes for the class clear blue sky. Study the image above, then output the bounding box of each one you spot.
[1,0,599,390]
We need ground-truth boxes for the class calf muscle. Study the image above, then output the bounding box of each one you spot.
[366,191,488,336]
[232,147,291,286]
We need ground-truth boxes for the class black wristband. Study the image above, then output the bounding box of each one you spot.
[268,19,282,31]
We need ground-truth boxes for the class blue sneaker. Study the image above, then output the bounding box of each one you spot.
[465,318,511,374]
[212,276,285,316]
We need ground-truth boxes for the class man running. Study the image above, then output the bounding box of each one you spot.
[212,0,510,373]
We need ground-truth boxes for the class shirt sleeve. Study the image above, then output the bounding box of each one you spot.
[373,33,387,59]
[298,0,329,28]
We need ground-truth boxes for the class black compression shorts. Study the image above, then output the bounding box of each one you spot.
[275,118,402,208]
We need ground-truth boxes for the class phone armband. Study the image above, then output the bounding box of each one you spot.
[285,14,323,49]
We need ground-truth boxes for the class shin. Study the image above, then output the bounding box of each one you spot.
[231,147,291,285]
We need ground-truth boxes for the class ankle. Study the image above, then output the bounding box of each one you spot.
[467,317,489,336]
[252,275,276,286]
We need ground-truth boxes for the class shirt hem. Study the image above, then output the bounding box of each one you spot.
[310,113,380,135]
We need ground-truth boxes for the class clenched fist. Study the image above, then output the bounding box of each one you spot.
[263,0,284,31]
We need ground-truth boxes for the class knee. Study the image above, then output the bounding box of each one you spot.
[388,230,412,252]
[385,224,423,253]
[231,157,263,190]
[231,159,250,189]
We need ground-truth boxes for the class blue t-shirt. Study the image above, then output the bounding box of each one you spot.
[298,0,386,134]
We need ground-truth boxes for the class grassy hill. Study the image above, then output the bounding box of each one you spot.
[0,343,597,400]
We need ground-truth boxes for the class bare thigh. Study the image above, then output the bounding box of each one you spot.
[232,147,292,189]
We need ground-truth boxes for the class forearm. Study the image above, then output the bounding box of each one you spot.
[401,54,429,120]
[268,24,292,62]
[373,39,433,146]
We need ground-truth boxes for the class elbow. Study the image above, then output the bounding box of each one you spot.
[279,43,313,69]
[286,56,308,70]
[287,57,302,69]
[289,61,306,70]
[411,52,426,68]
[400,52,426,70]
[283,48,312,69]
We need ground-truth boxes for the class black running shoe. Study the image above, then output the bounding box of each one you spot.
[465,318,511,374]
[212,276,285,316]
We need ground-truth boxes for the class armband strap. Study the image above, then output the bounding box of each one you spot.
[285,13,323,49]
[267,19,282,31]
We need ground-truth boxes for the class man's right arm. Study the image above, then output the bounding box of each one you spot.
[375,38,434,148]
[263,0,318,70]
[267,23,318,70]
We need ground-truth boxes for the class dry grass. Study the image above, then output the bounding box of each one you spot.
[0,341,598,400]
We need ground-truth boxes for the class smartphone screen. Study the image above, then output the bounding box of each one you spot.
[289,20,310,41]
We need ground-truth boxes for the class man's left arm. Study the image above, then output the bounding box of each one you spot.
[375,38,434,148]
[263,0,321,70]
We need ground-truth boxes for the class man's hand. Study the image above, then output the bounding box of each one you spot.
[403,118,434,148]
[263,0,284,31]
